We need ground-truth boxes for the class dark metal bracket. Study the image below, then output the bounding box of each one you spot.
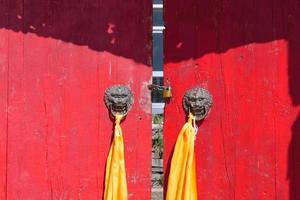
[148,84,172,98]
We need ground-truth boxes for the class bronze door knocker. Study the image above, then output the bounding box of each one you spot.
[183,87,213,121]
[104,85,134,117]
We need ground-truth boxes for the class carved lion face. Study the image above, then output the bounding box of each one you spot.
[104,85,134,116]
[183,87,213,121]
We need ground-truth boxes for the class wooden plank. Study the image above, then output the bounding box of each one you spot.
[5,0,152,199]
[164,0,300,199]
[6,0,26,198]
[0,0,8,198]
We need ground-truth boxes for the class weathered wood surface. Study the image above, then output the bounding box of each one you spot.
[0,0,152,199]
[164,0,300,199]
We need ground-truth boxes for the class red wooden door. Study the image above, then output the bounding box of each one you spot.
[0,0,152,199]
[164,0,300,199]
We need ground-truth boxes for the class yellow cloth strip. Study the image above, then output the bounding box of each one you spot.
[104,114,128,200]
[166,113,198,200]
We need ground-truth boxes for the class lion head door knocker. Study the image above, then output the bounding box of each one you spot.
[103,85,133,199]
[165,87,213,198]
[183,87,213,121]
[104,85,134,117]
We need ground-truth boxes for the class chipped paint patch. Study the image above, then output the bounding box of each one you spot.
[139,79,152,114]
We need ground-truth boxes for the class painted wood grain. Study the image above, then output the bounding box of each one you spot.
[0,0,8,198]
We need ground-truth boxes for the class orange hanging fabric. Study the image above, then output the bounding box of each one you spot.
[166,113,198,200]
[104,114,128,200]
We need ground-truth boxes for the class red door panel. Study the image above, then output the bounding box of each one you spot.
[164,1,300,199]
[0,0,152,199]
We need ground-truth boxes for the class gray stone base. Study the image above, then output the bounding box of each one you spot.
[152,188,163,200]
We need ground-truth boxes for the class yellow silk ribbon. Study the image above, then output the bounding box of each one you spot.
[104,114,128,200]
[166,113,198,200]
